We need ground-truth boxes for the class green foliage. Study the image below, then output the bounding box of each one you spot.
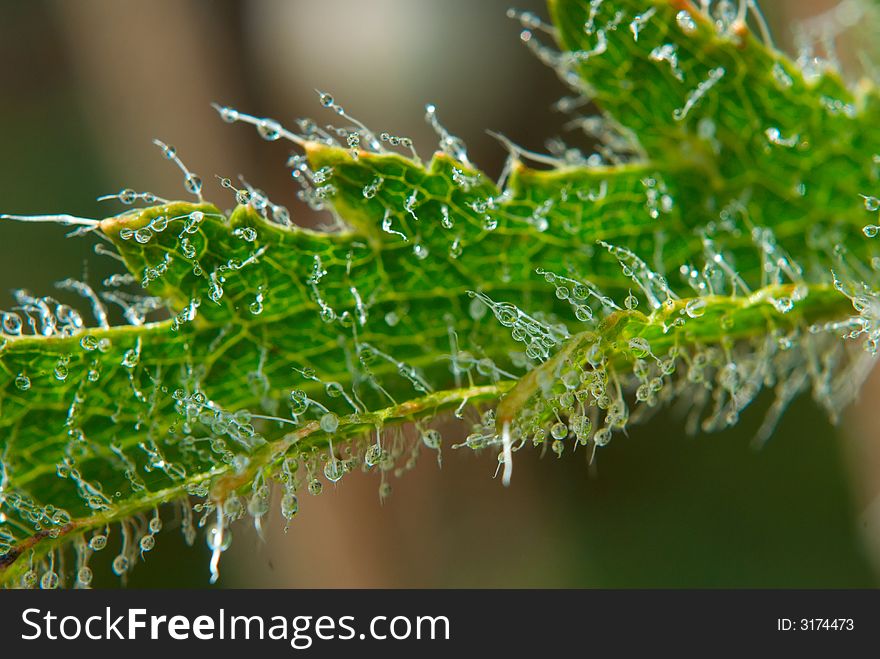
[1,0,879,587]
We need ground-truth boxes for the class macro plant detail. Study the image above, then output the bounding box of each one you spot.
[0,0,878,588]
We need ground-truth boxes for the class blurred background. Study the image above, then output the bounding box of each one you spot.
[1,0,879,588]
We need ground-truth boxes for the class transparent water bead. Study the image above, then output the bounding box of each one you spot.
[111,555,130,576]
[323,458,345,483]
[89,534,108,551]
[40,571,59,589]
[676,9,697,33]
[320,413,339,433]
[281,493,299,520]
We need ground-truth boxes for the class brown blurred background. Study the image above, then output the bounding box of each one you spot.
[1,0,879,588]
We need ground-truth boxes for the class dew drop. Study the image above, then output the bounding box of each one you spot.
[40,571,59,589]
[184,174,203,195]
[468,297,488,321]
[323,458,345,483]
[320,413,339,433]
[771,62,793,89]
[257,119,282,141]
[14,374,30,391]
[628,337,651,358]
[863,225,879,238]
[308,479,323,496]
[281,493,299,520]
[550,422,568,440]
[139,534,155,552]
[234,227,258,242]
[675,9,697,33]
[89,535,107,551]
[863,195,880,212]
[422,429,442,449]
[574,305,593,322]
[134,228,153,244]
[77,567,93,586]
[413,242,429,260]
[111,555,129,576]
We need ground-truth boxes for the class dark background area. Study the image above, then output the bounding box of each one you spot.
[0,0,877,588]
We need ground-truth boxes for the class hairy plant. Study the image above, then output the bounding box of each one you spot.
[1,0,879,588]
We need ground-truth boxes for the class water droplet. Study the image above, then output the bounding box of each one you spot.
[364,444,384,466]
[422,429,442,449]
[218,106,239,123]
[413,242,429,260]
[574,305,593,322]
[184,174,202,195]
[772,297,794,313]
[320,413,339,433]
[289,390,308,415]
[54,363,69,381]
[257,119,281,141]
[119,188,137,204]
[89,535,107,551]
[676,9,697,33]
[469,297,488,321]
[864,225,879,238]
[628,337,651,358]
[77,567,93,586]
[281,493,299,520]
[134,228,152,244]
[440,205,453,229]
[863,195,880,212]
[111,555,129,576]
[40,571,59,589]
[122,348,139,368]
[771,62,793,89]
[449,236,463,259]
[550,422,568,440]
[1,312,22,335]
[594,428,612,446]
[14,374,30,391]
[139,534,155,552]
[308,479,323,496]
[234,227,257,242]
[764,126,799,148]
[323,458,345,483]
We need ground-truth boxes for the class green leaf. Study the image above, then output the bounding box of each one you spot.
[1,0,879,586]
